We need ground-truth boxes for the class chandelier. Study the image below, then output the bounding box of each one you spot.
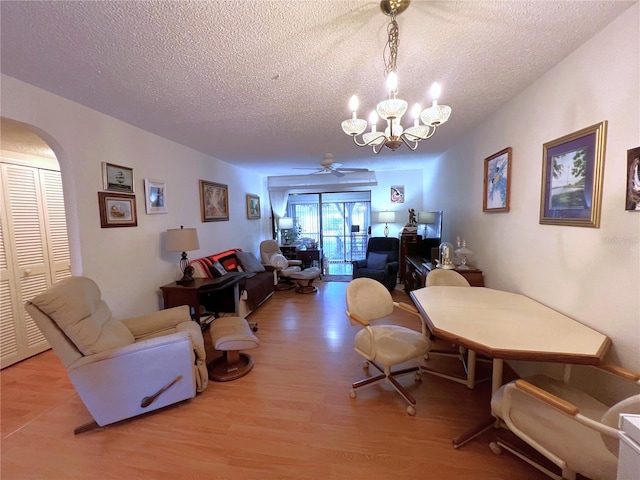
[341,0,451,154]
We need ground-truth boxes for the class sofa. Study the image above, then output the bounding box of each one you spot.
[189,249,276,318]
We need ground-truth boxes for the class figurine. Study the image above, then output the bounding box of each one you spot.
[408,208,417,225]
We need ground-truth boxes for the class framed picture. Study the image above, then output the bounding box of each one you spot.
[391,185,405,203]
[200,180,229,222]
[540,121,607,228]
[102,162,134,193]
[144,179,167,214]
[246,194,260,219]
[483,147,512,212]
[98,192,137,228]
[625,146,640,211]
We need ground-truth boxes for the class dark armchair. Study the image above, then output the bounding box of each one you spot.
[352,237,400,291]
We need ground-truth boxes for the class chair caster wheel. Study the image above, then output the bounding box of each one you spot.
[349,389,357,399]
[362,361,369,369]
[489,442,502,455]
[406,405,416,416]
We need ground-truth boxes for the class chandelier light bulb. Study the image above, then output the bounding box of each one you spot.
[349,95,359,114]
[412,103,421,127]
[431,82,441,103]
[369,110,379,131]
[386,71,398,95]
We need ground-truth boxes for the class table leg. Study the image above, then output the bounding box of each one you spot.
[452,359,504,449]
[466,350,476,388]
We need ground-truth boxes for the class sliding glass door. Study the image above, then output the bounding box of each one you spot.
[286,191,371,273]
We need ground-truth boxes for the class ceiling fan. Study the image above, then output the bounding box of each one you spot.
[294,154,369,178]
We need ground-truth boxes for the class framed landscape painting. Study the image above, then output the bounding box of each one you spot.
[98,192,137,228]
[200,180,229,222]
[539,121,607,228]
[483,147,512,212]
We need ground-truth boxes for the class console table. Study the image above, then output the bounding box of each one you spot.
[297,248,323,271]
[404,256,483,292]
[279,245,298,261]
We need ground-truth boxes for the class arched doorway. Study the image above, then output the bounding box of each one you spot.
[0,118,71,367]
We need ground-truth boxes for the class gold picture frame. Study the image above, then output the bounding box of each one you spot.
[98,192,137,228]
[200,180,229,222]
[540,121,607,228]
[246,194,260,219]
[483,147,512,213]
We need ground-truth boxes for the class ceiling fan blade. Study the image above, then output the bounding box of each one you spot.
[330,169,345,178]
[336,168,369,172]
[292,167,321,170]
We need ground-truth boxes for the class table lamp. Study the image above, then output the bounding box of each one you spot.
[278,216,295,244]
[166,225,200,284]
[417,211,437,238]
[378,211,396,237]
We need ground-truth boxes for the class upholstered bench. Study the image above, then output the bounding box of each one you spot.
[288,267,322,294]
[208,317,259,381]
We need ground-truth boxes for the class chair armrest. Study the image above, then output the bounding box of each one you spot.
[347,312,370,327]
[395,301,428,336]
[352,259,367,269]
[384,261,399,274]
[506,379,620,439]
[121,306,192,338]
[514,379,578,416]
[596,364,640,383]
[68,331,193,370]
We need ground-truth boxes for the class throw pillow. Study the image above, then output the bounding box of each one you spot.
[367,252,388,270]
[235,251,266,273]
[209,261,227,278]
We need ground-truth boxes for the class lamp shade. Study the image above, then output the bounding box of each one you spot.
[278,217,294,230]
[166,227,199,252]
[418,212,437,224]
[378,211,396,223]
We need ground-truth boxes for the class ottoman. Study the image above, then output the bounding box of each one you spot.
[208,317,260,381]
[288,267,321,294]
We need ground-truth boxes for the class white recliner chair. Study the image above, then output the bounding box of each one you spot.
[260,239,302,290]
[25,276,208,434]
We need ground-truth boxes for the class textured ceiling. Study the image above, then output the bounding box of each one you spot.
[0,1,634,176]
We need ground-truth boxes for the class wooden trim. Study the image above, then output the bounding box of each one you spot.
[514,380,579,416]
[597,363,640,381]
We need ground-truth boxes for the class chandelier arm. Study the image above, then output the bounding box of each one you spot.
[399,135,420,151]
[351,134,385,148]
[372,141,386,155]
[403,126,437,143]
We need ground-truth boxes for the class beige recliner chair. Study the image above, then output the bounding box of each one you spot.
[25,276,208,434]
[260,239,302,290]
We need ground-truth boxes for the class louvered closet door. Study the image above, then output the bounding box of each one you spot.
[0,163,70,368]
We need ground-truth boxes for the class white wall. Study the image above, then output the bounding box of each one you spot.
[370,168,425,238]
[427,5,640,376]
[1,75,270,318]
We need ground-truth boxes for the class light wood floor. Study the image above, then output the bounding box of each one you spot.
[1,281,548,479]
